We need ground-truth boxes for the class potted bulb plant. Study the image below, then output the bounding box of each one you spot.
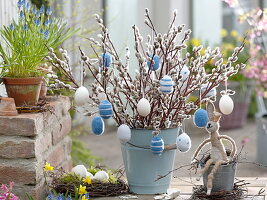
[47,9,246,194]
[0,0,77,106]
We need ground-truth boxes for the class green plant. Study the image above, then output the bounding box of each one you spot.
[0,0,77,78]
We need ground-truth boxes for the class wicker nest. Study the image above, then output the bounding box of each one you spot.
[189,182,246,200]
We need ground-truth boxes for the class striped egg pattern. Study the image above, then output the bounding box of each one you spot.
[150,136,164,155]
[99,100,113,119]
[160,75,173,94]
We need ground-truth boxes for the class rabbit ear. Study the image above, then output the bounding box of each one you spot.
[206,102,215,120]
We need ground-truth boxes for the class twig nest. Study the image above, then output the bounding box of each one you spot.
[201,84,217,98]
[179,65,190,81]
[160,75,173,94]
[94,170,109,182]
[74,86,89,106]
[91,116,105,135]
[101,52,112,67]
[219,95,234,115]
[71,165,88,178]
[117,124,131,143]
[176,132,191,152]
[137,98,151,117]
[194,108,208,128]
[99,100,113,119]
[150,136,164,155]
[98,92,107,101]
[147,55,160,71]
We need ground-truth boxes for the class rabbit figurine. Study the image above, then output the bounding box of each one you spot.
[191,102,237,195]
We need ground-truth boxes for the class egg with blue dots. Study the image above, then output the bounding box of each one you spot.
[219,95,234,115]
[176,132,191,152]
[179,65,190,82]
[91,116,105,135]
[117,124,131,143]
[137,98,151,117]
[101,52,112,68]
[74,86,89,106]
[194,108,208,128]
[99,100,113,119]
[150,136,164,155]
[147,55,160,71]
[160,75,173,94]
[201,84,217,98]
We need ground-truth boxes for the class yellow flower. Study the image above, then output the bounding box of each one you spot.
[200,48,206,55]
[220,29,228,37]
[83,176,92,185]
[81,195,89,200]
[78,185,87,195]
[191,38,201,46]
[230,30,238,37]
[44,162,54,171]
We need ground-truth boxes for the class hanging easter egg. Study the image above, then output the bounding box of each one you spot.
[160,75,173,94]
[147,55,160,71]
[74,86,89,106]
[137,98,151,117]
[219,95,234,115]
[101,52,112,67]
[176,132,191,152]
[179,66,190,82]
[201,84,217,98]
[99,100,113,119]
[91,116,105,135]
[150,136,164,155]
[98,92,107,101]
[194,108,208,128]
[94,171,109,182]
[117,124,131,143]
[71,165,88,178]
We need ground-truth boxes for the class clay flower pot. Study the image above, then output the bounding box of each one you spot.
[3,77,43,106]
[0,97,18,116]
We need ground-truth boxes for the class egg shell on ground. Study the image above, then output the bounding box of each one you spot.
[99,100,113,119]
[194,108,208,128]
[91,116,105,135]
[147,55,160,71]
[150,136,164,155]
[160,75,173,94]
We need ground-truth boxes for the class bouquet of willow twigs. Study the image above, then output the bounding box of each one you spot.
[46,9,246,131]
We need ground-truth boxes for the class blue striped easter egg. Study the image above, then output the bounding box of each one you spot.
[150,136,164,155]
[91,116,105,135]
[160,75,173,94]
[99,100,113,119]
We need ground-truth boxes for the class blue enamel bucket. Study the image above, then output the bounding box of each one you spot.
[120,128,178,194]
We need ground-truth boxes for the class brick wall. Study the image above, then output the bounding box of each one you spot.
[0,96,72,199]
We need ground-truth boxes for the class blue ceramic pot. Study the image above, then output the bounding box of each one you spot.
[120,128,178,194]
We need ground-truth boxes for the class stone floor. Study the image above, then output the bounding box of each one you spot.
[79,119,267,178]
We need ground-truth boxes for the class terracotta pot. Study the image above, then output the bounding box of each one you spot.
[0,97,18,116]
[3,77,43,106]
[39,81,47,100]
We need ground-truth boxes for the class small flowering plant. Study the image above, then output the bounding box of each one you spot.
[0,0,77,78]
[0,182,19,200]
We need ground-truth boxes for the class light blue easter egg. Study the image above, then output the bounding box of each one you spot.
[99,100,113,119]
[91,116,105,135]
[180,65,190,81]
[101,52,112,67]
[160,75,173,94]
[201,84,217,98]
[147,55,160,71]
[176,132,191,152]
[194,108,208,128]
[150,136,164,155]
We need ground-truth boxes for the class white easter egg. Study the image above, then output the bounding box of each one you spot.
[71,165,88,178]
[98,92,107,101]
[86,172,94,179]
[94,170,109,182]
[180,66,190,82]
[117,124,131,143]
[74,86,89,106]
[176,132,191,153]
[219,95,234,115]
[137,98,151,117]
